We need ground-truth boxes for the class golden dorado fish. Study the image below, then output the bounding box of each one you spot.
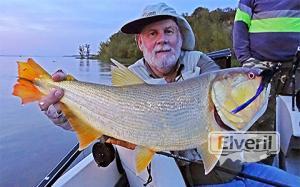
[13,58,270,174]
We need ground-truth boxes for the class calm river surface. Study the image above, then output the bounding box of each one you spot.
[0,56,111,186]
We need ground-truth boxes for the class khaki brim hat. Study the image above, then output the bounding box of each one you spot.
[121,3,195,51]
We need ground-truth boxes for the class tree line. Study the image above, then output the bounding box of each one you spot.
[96,7,236,64]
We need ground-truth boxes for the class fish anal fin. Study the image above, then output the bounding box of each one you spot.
[110,58,145,86]
[135,146,155,174]
[59,103,103,150]
[197,139,223,175]
[13,79,43,104]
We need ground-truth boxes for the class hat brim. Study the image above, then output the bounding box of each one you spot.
[121,14,195,50]
[121,15,175,34]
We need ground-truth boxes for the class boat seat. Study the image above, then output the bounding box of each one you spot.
[276,95,300,155]
[275,95,300,176]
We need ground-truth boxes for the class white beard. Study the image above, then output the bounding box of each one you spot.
[141,34,183,73]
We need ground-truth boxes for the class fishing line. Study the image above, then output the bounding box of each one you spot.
[120,160,155,187]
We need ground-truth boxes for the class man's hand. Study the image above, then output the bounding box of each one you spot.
[243,58,273,70]
[39,70,72,130]
[39,69,66,111]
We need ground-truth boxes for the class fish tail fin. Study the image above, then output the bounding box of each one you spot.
[135,146,155,174]
[17,58,51,81]
[13,79,44,104]
[13,58,51,104]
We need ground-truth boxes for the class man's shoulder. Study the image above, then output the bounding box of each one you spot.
[180,50,205,66]
[182,50,204,57]
[128,58,151,80]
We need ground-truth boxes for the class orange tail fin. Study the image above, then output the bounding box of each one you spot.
[13,58,51,104]
[17,58,51,81]
[13,79,43,104]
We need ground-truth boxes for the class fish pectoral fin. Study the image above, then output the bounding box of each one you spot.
[197,140,223,175]
[59,103,103,150]
[110,58,145,86]
[135,146,155,174]
[13,78,44,104]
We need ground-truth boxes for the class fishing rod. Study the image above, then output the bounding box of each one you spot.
[156,151,289,187]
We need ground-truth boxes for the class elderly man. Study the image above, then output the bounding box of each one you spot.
[39,3,300,186]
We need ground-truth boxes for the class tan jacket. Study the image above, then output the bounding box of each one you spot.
[129,50,219,84]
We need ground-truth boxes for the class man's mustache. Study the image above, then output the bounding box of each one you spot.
[154,45,173,54]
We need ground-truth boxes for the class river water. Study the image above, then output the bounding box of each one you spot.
[0,56,111,186]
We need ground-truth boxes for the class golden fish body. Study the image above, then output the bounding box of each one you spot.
[39,75,214,151]
[13,58,270,174]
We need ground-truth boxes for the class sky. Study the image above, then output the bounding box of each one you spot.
[0,0,238,56]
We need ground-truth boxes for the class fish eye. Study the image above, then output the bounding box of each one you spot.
[248,72,256,79]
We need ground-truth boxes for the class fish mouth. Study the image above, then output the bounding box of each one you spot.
[260,69,276,86]
[231,69,274,114]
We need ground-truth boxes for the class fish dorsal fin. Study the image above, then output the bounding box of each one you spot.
[197,138,223,175]
[59,103,103,150]
[135,146,155,174]
[110,58,145,86]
